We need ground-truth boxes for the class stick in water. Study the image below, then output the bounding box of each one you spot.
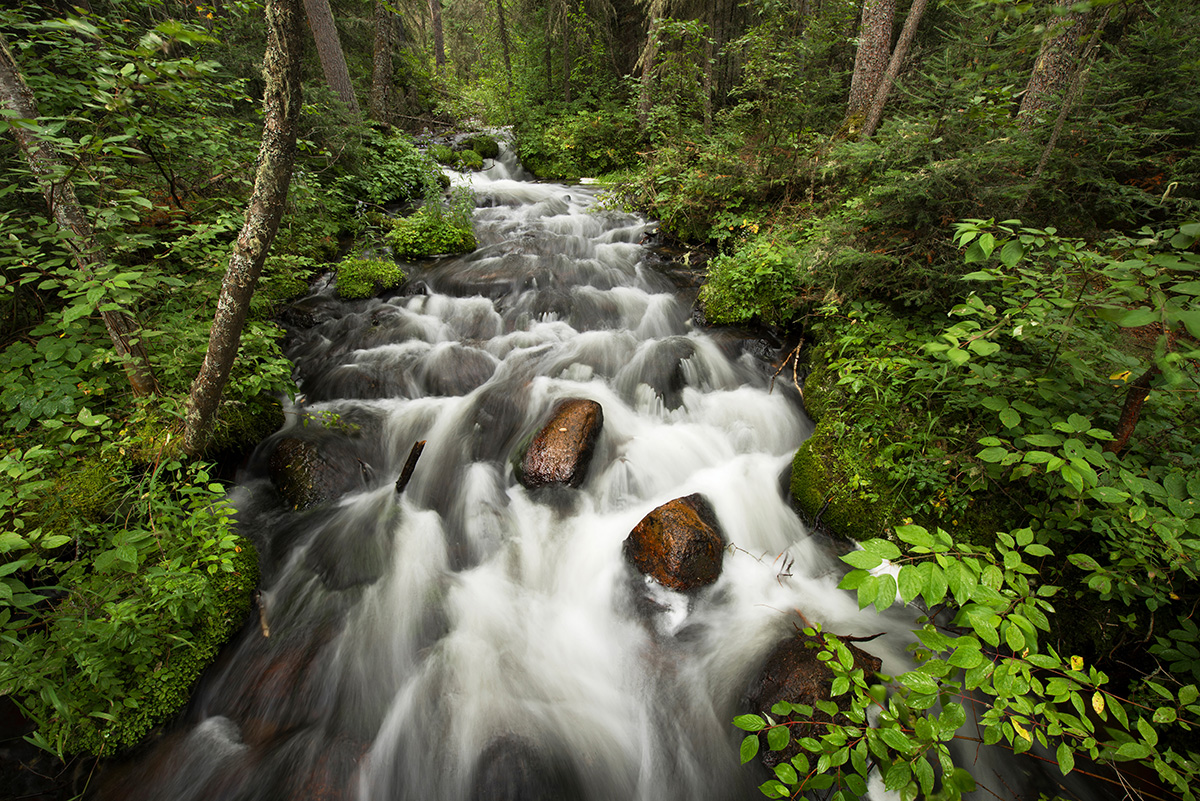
[395,440,426,494]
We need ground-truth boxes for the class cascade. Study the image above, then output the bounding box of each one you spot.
[95,146,1084,801]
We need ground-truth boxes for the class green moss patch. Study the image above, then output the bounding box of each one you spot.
[335,256,406,299]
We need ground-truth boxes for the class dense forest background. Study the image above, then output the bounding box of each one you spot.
[1,0,1197,799]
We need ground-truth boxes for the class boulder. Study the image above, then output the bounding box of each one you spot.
[268,437,363,510]
[623,494,726,592]
[517,399,604,489]
[745,631,882,768]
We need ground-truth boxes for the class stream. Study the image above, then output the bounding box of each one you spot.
[94,147,1082,801]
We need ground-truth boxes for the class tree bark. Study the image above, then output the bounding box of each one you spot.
[637,6,665,129]
[0,32,159,397]
[429,0,446,68]
[496,0,513,95]
[846,0,895,125]
[861,0,929,139]
[370,0,394,123]
[303,0,360,117]
[1017,0,1089,129]
[1103,366,1159,455]
[183,0,303,456]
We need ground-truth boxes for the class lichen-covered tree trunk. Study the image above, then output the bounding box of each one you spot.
[183,0,303,457]
[636,2,666,129]
[302,0,360,117]
[370,0,394,122]
[846,0,895,125]
[1017,0,1088,128]
[861,0,929,138]
[0,32,159,398]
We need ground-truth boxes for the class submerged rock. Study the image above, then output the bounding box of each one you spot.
[469,735,582,801]
[268,437,363,510]
[745,631,882,768]
[623,493,726,592]
[517,398,604,489]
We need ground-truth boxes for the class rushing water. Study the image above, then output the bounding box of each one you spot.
[95,148,1084,801]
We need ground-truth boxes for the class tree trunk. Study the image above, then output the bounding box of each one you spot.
[370,0,394,123]
[637,11,664,129]
[861,0,929,139]
[1017,0,1089,128]
[563,23,572,103]
[0,32,159,398]
[846,0,895,125]
[429,0,446,68]
[702,5,713,135]
[496,0,513,95]
[302,0,359,117]
[1103,366,1159,455]
[183,0,303,457]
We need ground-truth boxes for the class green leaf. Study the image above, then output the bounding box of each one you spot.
[767,725,790,752]
[733,714,765,732]
[874,573,898,612]
[946,347,970,366]
[843,550,883,570]
[862,539,903,560]
[897,566,922,604]
[1067,553,1101,572]
[1115,741,1151,761]
[895,525,934,549]
[773,763,798,785]
[999,407,1021,429]
[999,239,1024,268]
[968,338,1000,356]
[1087,487,1129,504]
[1057,742,1075,775]
[740,734,759,764]
[1116,308,1157,328]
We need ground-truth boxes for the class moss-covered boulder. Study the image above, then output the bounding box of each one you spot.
[335,256,406,299]
[462,134,500,160]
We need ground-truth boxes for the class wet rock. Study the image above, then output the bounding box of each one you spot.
[469,736,583,801]
[623,494,726,592]
[745,631,882,768]
[268,437,363,510]
[517,399,604,489]
[280,294,345,329]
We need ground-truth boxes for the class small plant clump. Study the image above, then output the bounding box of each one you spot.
[334,256,406,299]
[385,186,477,259]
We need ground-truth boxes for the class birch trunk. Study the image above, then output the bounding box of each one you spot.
[183,0,303,456]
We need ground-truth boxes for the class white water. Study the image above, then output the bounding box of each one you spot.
[96,147,1080,801]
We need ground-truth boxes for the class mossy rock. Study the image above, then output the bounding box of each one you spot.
[790,425,897,542]
[462,134,500,160]
[429,143,456,165]
[335,256,406,299]
[250,255,316,320]
[456,149,484,171]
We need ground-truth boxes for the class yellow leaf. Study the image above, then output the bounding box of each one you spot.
[1092,692,1105,716]
[1070,655,1084,671]
[1012,717,1032,742]
[1109,370,1131,382]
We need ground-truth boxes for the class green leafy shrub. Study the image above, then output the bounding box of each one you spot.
[700,230,801,326]
[334,256,406,299]
[515,104,642,180]
[0,446,258,757]
[385,186,477,259]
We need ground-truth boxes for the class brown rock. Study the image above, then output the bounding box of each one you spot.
[746,631,882,767]
[517,399,604,489]
[623,494,726,592]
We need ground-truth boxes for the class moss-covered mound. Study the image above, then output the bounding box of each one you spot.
[335,256,406,299]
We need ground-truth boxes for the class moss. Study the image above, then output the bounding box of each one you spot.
[206,394,285,455]
[462,134,500,160]
[455,149,484,171]
[429,143,456,165]
[791,424,897,542]
[335,256,406,299]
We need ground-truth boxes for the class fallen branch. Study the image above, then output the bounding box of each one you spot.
[395,439,426,494]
